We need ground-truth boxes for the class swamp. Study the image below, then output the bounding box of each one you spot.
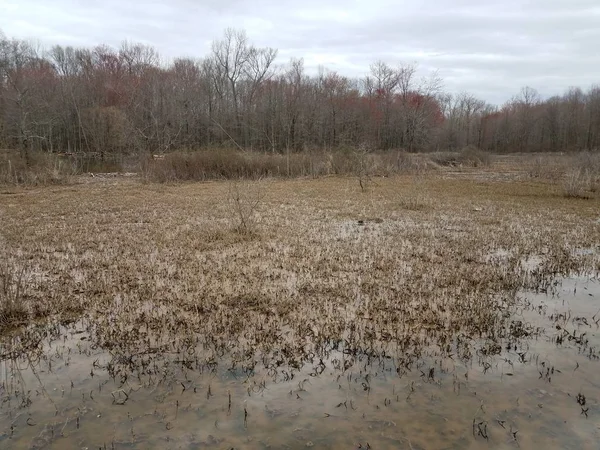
[1,159,599,449]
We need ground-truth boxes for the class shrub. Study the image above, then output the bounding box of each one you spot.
[388,151,437,174]
[458,145,492,167]
[526,154,566,180]
[570,151,600,192]
[563,168,593,199]
[429,151,461,167]
[227,180,264,234]
[427,148,492,168]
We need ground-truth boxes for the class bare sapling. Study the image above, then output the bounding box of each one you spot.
[227,179,264,233]
[355,143,374,193]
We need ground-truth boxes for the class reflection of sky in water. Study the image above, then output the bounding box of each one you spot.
[1,277,599,449]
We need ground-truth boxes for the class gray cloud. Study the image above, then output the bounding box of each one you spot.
[1,0,598,105]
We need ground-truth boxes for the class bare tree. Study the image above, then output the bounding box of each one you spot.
[0,27,599,157]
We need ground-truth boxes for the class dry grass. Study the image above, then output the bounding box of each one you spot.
[2,162,599,449]
[140,148,435,183]
[524,152,600,199]
[563,168,593,199]
[0,259,29,329]
[0,173,598,373]
[429,146,493,168]
[458,145,493,167]
[0,150,76,186]
[526,153,569,181]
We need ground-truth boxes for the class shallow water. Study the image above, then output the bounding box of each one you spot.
[1,276,599,449]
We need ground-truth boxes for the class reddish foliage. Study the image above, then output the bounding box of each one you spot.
[482,112,502,122]
[15,59,58,90]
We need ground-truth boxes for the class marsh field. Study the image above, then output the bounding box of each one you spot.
[1,154,600,449]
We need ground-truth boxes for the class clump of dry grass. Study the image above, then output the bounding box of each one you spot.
[458,145,493,167]
[428,151,460,167]
[526,154,566,180]
[390,151,437,173]
[0,260,29,328]
[570,151,600,193]
[0,150,76,186]
[140,149,291,182]
[563,168,593,199]
[526,152,600,197]
[396,195,432,211]
[428,146,492,168]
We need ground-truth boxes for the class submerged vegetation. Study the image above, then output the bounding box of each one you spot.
[0,157,599,447]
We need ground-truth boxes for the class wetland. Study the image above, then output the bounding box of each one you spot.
[1,173,599,449]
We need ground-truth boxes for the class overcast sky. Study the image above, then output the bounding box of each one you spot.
[1,0,599,105]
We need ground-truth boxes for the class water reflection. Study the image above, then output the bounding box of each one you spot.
[1,277,598,449]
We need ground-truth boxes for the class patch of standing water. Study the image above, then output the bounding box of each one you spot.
[573,246,599,257]
[1,277,599,449]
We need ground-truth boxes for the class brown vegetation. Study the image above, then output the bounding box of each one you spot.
[428,145,493,168]
[1,173,598,341]
[2,22,600,450]
[521,151,600,198]
[0,259,29,329]
[1,170,599,448]
[140,148,435,182]
[0,149,75,185]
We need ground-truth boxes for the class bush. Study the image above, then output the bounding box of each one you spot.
[457,145,492,167]
[526,154,566,181]
[227,180,264,234]
[563,168,593,199]
[572,151,600,173]
[428,151,461,167]
[427,147,492,168]
[571,152,600,192]
[523,151,598,198]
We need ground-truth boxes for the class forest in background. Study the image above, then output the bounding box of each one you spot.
[1,27,599,157]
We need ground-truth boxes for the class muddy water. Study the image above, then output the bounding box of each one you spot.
[1,277,599,449]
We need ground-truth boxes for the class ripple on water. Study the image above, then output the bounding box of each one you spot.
[1,277,599,449]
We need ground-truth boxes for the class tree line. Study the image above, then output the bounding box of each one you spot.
[1,27,599,157]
